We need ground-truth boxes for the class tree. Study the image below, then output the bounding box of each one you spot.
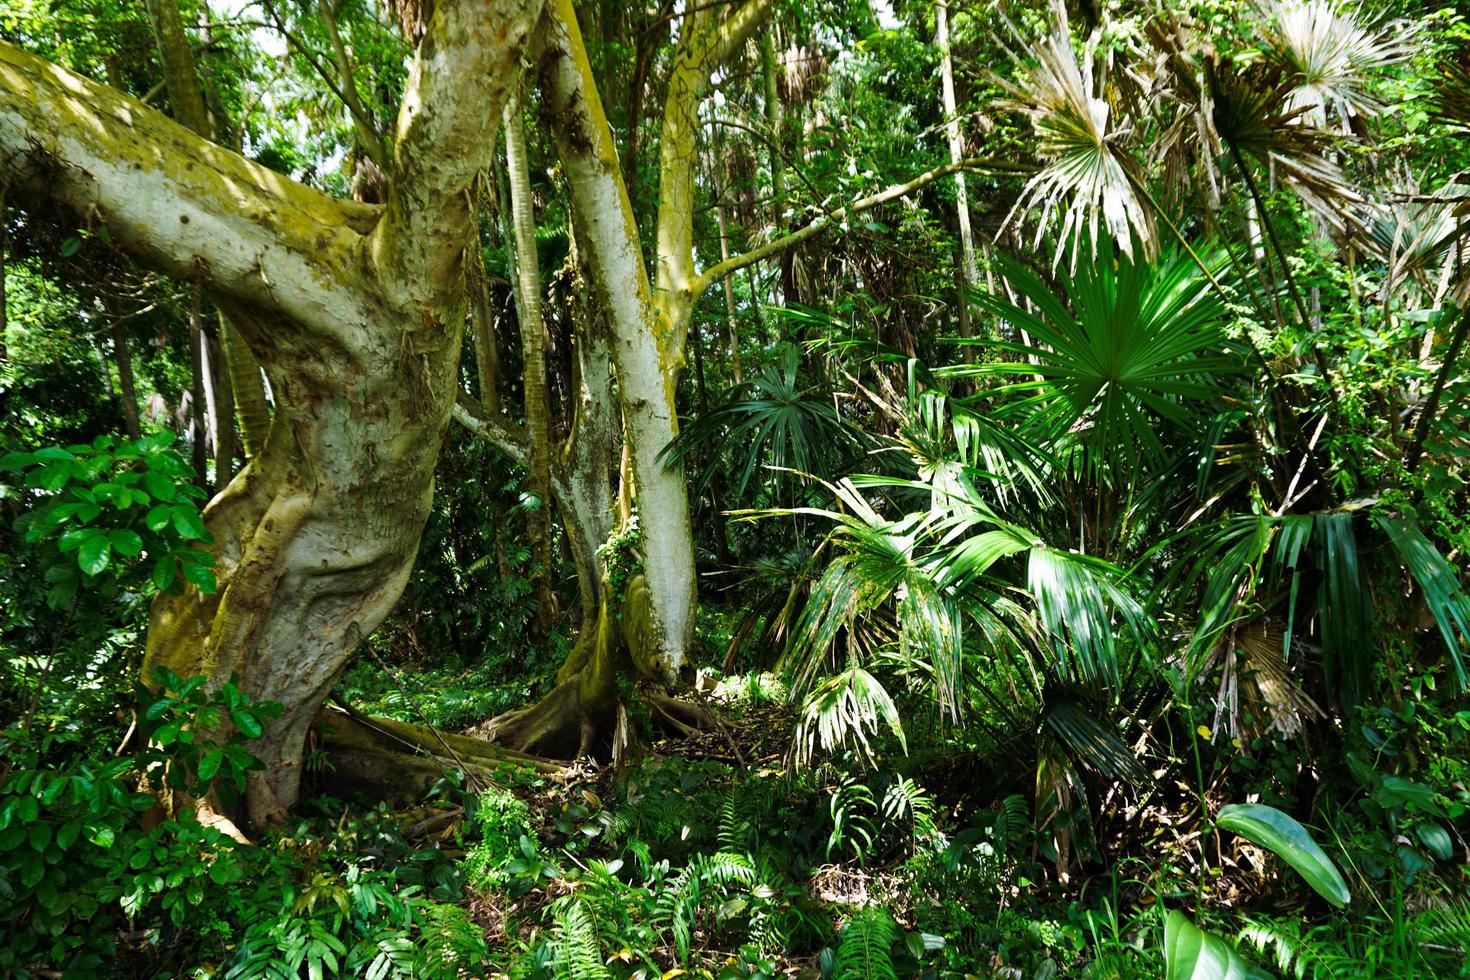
[471,0,1002,754]
[0,0,543,825]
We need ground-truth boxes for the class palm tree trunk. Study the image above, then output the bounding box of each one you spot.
[223,317,271,458]
[1407,303,1470,478]
[504,90,558,638]
[210,318,235,483]
[473,259,502,416]
[937,0,975,360]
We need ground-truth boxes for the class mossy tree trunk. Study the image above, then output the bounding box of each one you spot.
[0,0,543,825]
[466,0,771,756]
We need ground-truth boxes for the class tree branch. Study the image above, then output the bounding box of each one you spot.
[693,158,1023,299]
[0,40,379,344]
[314,0,391,171]
[372,0,543,303]
[654,0,773,305]
[452,392,575,509]
[257,0,389,172]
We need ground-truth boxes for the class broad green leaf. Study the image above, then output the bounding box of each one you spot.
[171,505,207,541]
[145,504,172,532]
[1165,910,1250,980]
[152,557,177,591]
[1216,803,1349,906]
[110,529,143,557]
[1415,822,1454,860]
[0,451,36,470]
[196,750,223,782]
[78,533,111,577]
[143,470,178,502]
[182,562,218,594]
[232,710,264,739]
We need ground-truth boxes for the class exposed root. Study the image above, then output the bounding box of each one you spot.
[470,679,597,758]
[195,798,252,844]
[314,706,564,803]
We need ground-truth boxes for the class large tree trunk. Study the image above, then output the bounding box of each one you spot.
[537,0,699,680]
[145,309,462,823]
[561,240,616,637]
[0,0,543,825]
[470,0,772,756]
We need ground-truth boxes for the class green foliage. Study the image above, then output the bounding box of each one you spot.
[833,907,900,980]
[464,784,546,894]
[1215,803,1349,907]
[1164,909,1264,980]
[135,667,284,800]
[0,674,279,975]
[1,431,215,606]
[598,514,645,614]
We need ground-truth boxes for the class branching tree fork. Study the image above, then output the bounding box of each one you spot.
[0,0,543,825]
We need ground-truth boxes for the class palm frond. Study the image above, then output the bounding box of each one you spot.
[953,241,1238,480]
[1374,512,1470,689]
[997,6,1153,268]
[1256,0,1416,130]
[662,344,864,500]
[792,665,907,767]
[1042,695,1148,783]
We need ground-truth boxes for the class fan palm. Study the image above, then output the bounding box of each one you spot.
[767,462,1152,786]
[946,239,1239,481]
[1255,0,1415,131]
[662,344,864,503]
[1163,508,1470,704]
[997,6,1153,268]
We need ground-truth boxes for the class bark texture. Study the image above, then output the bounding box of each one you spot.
[503,90,558,636]
[0,0,543,826]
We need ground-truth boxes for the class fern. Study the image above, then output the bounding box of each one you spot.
[652,851,758,963]
[551,899,610,980]
[414,901,489,979]
[827,776,877,863]
[880,775,936,838]
[992,793,1030,857]
[835,907,900,980]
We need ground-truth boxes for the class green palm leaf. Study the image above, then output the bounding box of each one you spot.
[953,241,1237,479]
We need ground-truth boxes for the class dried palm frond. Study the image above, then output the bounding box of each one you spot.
[997,5,1153,268]
[1431,41,1470,133]
[1359,176,1470,303]
[1255,0,1416,131]
[1202,625,1325,741]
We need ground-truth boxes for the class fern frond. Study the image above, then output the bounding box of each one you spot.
[552,900,609,980]
[835,907,900,980]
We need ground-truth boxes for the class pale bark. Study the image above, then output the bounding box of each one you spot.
[937,0,976,357]
[0,0,543,825]
[536,0,702,677]
[561,239,616,636]
[503,90,557,636]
